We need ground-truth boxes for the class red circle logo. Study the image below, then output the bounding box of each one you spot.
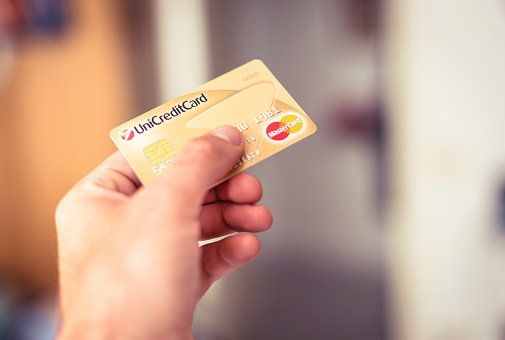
[121,129,135,141]
[266,115,303,141]
[266,121,290,140]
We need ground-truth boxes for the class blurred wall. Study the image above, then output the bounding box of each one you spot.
[0,0,133,293]
[386,0,505,339]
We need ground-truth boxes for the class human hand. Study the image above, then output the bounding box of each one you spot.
[55,126,272,340]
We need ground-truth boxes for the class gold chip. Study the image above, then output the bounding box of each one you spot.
[143,139,176,165]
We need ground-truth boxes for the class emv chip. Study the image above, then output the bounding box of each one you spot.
[143,139,176,165]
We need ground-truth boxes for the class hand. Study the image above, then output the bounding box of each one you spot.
[55,126,273,340]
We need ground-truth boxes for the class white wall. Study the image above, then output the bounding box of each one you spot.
[154,0,210,100]
[386,0,505,339]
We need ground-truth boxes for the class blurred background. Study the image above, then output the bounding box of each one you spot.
[0,0,504,339]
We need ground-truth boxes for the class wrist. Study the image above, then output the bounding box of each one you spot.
[58,318,195,340]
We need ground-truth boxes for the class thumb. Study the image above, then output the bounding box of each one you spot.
[135,126,244,219]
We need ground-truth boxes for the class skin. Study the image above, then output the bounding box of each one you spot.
[55,126,273,340]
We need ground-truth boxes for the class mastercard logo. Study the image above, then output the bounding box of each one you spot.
[121,129,135,141]
[266,114,304,141]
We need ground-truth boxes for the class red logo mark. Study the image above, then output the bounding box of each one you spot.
[266,115,303,141]
[266,121,290,140]
[121,129,135,141]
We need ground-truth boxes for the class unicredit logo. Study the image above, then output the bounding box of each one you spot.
[119,93,208,142]
[121,129,135,141]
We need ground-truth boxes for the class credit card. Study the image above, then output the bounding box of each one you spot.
[110,59,317,186]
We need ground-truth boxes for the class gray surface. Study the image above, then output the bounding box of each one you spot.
[195,1,387,339]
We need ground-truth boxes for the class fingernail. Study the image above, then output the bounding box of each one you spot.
[211,126,242,146]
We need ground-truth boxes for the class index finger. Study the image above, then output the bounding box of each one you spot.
[203,172,263,204]
[84,151,142,195]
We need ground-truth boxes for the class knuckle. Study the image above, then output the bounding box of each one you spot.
[55,195,71,230]
[54,189,81,231]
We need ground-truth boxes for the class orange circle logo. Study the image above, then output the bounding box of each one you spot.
[266,114,304,141]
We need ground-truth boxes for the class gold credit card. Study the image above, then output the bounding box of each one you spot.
[110,60,317,186]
